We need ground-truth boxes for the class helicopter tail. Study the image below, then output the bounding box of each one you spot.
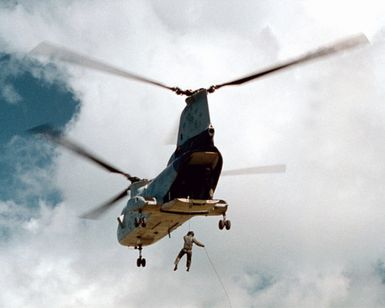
[177,89,212,147]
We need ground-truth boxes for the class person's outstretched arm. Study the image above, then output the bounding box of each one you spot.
[193,238,205,247]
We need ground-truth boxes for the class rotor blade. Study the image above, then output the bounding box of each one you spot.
[80,187,129,219]
[28,124,135,180]
[213,33,369,90]
[30,41,176,92]
[221,164,286,176]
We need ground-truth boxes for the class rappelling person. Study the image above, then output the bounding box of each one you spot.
[174,231,204,272]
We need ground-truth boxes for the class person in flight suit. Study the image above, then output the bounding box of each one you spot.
[174,231,204,272]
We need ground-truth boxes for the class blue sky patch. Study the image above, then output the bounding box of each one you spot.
[0,53,80,209]
[0,53,80,144]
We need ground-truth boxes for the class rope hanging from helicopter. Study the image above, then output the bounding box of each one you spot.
[185,219,231,307]
[204,247,233,308]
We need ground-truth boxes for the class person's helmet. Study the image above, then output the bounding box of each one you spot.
[187,231,194,236]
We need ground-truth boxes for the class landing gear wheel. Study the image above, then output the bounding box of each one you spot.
[135,245,146,267]
[225,220,231,230]
[140,218,146,228]
[218,219,224,230]
[218,215,231,231]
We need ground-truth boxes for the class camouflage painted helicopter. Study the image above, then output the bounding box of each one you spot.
[30,34,367,267]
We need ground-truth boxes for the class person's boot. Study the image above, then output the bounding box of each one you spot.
[174,258,180,271]
[186,267,190,272]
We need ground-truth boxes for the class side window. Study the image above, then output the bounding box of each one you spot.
[117,214,125,228]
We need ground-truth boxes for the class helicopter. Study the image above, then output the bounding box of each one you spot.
[29,33,368,267]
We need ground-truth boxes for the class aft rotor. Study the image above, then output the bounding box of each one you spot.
[31,34,368,98]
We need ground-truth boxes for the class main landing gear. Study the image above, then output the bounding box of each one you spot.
[218,215,231,230]
[135,245,146,267]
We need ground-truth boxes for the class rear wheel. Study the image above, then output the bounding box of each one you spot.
[225,220,231,230]
[218,219,224,230]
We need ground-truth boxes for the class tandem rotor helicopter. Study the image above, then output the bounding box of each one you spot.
[30,33,368,267]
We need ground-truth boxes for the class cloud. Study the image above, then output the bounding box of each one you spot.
[1,83,22,104]
[0,56,23,105]
[1,0,385,307]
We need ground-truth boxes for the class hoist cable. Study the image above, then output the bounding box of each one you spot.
[204,247,233,308]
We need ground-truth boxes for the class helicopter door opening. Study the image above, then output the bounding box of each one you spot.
[167,151,220,201]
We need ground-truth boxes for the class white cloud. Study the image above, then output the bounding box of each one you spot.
[1,83,22,104]
[1,0,385,307]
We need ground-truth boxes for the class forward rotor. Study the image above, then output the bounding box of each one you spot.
[28,124,138,218]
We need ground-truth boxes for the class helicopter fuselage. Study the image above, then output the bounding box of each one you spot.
[117,89,228,247]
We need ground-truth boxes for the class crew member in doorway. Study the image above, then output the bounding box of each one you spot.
[174,231,204,272]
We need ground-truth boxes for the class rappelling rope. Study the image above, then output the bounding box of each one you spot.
[204,247,233,308]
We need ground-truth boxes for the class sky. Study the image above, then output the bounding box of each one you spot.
[1,0,385,307]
